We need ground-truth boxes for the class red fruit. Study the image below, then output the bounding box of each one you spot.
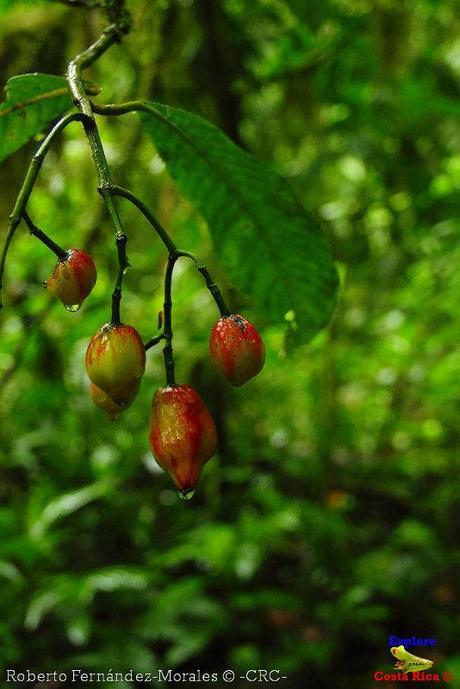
[85,323,145,405]
[209,314,265,386]
[45,249,96,311]
[90,382,139,420]
[149,385,217,496]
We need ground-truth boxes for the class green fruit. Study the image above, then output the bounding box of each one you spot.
[86,323,145,405]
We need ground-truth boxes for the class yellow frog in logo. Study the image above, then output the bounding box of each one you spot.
[390,645,434,673]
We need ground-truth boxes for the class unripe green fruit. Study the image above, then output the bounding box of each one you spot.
[209,314,265,386]
[90,382,139,420]
[45,249,97,311]
[149,385,217,496]
[86,323,145,405]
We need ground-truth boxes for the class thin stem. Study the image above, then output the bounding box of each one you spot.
[0,112,91,309]
[68,21,130,117]
[11,113,93,226]
[92,100,147,117]
[163,254,178,386]
[177,251,231,316]
[67,8,131,238]
[23,212,68,260]
[107,188,232,381]
[144,333,165,351]
[111,234,129,325]
[110,184,231,316]
[196,265,231,316]
[91,102,173,252]
[110,186,177,254]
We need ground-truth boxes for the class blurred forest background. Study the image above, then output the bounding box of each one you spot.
[1,0,460,687]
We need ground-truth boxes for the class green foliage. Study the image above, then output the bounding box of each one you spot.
[0,77,338,345]
[0,74,71,163]
[140,103,338,345]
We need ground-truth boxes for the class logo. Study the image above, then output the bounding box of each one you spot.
[373,644,453,682]
[390,645,434,673]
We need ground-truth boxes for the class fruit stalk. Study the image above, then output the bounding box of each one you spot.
[22,213,68,260]
[111,234,129,325]
[162,254,178,386]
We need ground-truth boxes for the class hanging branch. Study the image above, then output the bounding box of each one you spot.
[109,186,230,315]
[1,0,232,389]
[108,184,231,378]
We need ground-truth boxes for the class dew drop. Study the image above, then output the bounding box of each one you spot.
[65,303,81,312]
[179,489,195,500]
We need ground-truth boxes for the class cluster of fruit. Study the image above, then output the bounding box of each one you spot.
[45,247,265,498]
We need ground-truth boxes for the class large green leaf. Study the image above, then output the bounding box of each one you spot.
[0,73,72,163]
[139,103,338,345]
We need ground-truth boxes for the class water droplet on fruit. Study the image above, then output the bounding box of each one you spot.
[179,489,195,500]
[65,303,81,312]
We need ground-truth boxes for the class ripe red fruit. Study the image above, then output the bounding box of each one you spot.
[90,382,139,420]
[149,385,217,497]
[209,314,265,386]
[45,249,96,311]
[85,323,145,405]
